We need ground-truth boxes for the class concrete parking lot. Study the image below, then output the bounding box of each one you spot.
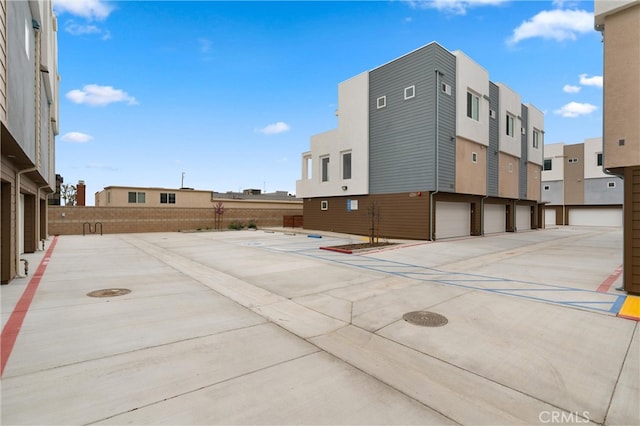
[1,226,638,425]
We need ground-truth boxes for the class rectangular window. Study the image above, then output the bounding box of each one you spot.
[25,20,30,59]
[304,155,312,180]
[568,158,579,164]
[533,130,540,148]
[321,200,328,210]
[441,83,451,95]
[543,185,550,191]
[508,163,513,173]
[160,193,176,204]
[472,152,478,163]
[597,153,603,166]
[342,152,352,180]
[543,159,552,171]
[506,114,515,137]
[404,85,415,100]
[128,191,146,203]
[377,96,386,109]
[467,92,479,121]
[321,156,330,182]
[489,109,496,119]
[608,181,616,188]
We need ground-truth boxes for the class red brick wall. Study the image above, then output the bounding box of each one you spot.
[48,206,303,235]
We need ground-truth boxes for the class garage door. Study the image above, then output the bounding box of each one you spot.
[568,208,623,227]
[484,204,506,234]
[436,202,470,239]
[544,208,556,226]
[516,205,532,231]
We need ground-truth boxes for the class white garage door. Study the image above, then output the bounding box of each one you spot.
[484,204,506,234]
[568,208,623,227]
[436,202,470,239]
[545,208,556,226]
[516,205,532,231]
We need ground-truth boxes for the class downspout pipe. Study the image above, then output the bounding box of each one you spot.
[480,195,489,235]
[429,69,444,241]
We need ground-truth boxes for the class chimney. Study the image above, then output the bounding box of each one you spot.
[77,180,86,206]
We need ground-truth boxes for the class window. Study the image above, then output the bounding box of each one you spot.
[508,163,513,173]
[25,20,30,59]
[597,153,603,166]
[304,155,312,180]
[543,159,552,171]
[160,193,176,204]
[377,96,386,109]
[467,92,479,121]
[441,83,451,95]
[321,156,330,182]
[321,200,328,210]
[128,191,146,203]
[506,114,515,137]
[608,181,616,188]
[543,185,550,191]
[471,152,478,163]
[489,109,496,119]
[533,130,540,148]
[568,158,578,164]
[404,85,415,100]
[342,151,352,180]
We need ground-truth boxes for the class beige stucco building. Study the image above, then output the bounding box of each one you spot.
[595,0,640,293]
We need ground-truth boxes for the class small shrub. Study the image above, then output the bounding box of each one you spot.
[248,222,257,229]
[228,221,244,230]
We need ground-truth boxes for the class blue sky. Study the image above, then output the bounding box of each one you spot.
[53,0,603,203]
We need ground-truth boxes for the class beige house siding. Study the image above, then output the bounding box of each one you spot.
[527,163,541,201]
[96,186,216,208]
[455,137,487,196]
[603,3,640,170]
[498,152,519,198]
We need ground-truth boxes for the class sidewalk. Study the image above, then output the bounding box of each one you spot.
[1,227,638,425]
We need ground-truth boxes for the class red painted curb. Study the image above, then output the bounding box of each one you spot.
[1,236,58,377]
[320,246,353,254]
[596,264,623,293]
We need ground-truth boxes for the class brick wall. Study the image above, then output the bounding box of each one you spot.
[48,205,303,235]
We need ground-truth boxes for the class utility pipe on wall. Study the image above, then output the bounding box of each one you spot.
[429,69,444,241]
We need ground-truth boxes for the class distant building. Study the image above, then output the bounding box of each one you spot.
[542,138,623,226]
[95,186,297,207]
[1,0,59,284]
[595,0,640,293]
[296,42,544,240]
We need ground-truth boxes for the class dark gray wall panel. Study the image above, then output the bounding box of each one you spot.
[369,43,456,194]
[488,82,500,197]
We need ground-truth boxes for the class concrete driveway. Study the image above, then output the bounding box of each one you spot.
[1,226,637,425]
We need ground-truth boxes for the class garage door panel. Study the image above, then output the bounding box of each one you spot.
[568,208,623,227]
[545,209,556,226]
[436,202,470,239]
[484,204,506,234]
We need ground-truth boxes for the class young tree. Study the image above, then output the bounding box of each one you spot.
[60,184,77,206]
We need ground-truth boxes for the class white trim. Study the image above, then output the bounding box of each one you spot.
[321,200,328,210]
[377,96,386,109]
[404,85,415,100]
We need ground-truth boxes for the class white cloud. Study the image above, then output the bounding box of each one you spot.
[53,0,114,21]
[61,131,93,143]
[257,122,291,135]
[579,73,603,88]
[554,102,597,118]
[507,9,593,45]
[407,0,508,15]
[66,84,138,106]
[563,84,581,93]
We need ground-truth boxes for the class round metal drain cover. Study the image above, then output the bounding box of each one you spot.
[403,311,448,327]
[87,288,131,298]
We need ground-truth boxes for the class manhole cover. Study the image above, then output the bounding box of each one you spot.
[87,288,131,298]
[403,311,448,327]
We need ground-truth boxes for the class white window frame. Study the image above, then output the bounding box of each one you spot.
[489,109,496,119]
[467,91,480,121]
[341,151,352,180]
[404,85,415,100]
[533,129,540,148]
[303,154,312,180]
[321,200,328,210]
[543,158,552,171]
[441,83,451,95]
[506,114,515,137]
[607,181,616,188]
[320,155,330,182]
[377,96,386,109]
[508,163,513,173]
[472,152,478,163]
